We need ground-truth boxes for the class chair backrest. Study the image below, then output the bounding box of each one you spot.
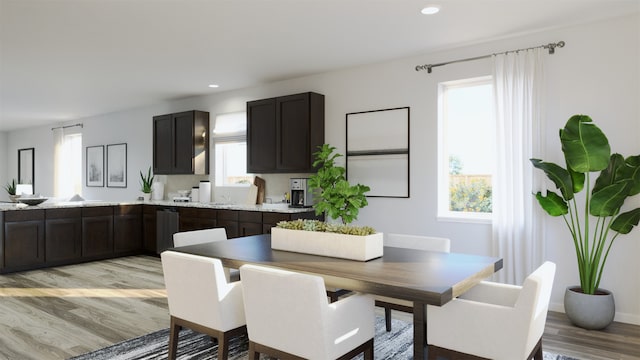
[515,261,556,354]
[240,264,330,358]
[385,233,451,253]
[161,251,244,331]
[173,227,227,247]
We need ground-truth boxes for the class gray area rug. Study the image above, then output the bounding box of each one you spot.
[70,316,577,359]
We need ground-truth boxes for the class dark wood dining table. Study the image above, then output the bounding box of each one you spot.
[170,234,503,359]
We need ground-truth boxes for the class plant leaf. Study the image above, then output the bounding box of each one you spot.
[530,159,575,200]
[560,115,611,173]
[610,208,640,234]
[616,155,640,196]
[593,153,625,193]
[534,191,568,216]
[590,181,631,217]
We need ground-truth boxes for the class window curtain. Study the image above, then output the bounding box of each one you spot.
[53,127,66,198]
[492,48,546,285]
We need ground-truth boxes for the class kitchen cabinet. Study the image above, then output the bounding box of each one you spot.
[45,208,82,264]
[142,205,158,253]
[82,206,114,259]
[114,205,142,254]
[153,110,209,175]
[217,210,239,238]
[239,211,263,237]
[179,207,217,232]
[247,92,324,173]
[2,210,45,271]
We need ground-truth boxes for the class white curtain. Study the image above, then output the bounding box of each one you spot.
[492,48,545,285]
[53,128,66,198]
[53,127,82,198]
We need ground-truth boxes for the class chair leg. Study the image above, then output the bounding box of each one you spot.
[168,318,181,360]
[384,306,392,332]
[531,338,543,360]
[248,340,260,360]
[363,338,374,360]
[217,333,229,360]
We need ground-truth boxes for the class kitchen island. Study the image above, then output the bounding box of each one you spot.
[0,200,319,274]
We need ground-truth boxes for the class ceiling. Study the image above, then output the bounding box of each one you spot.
[1,0,638,132]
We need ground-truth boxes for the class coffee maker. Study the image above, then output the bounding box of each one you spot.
[290,178,314,208]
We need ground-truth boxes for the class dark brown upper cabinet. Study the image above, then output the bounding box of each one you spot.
[153,110,209,175]
[247,92,324,173]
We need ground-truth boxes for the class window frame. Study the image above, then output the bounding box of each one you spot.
[437,76,493,224]
[213,112,252,187]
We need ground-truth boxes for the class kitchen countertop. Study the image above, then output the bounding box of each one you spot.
[0,199,315,214]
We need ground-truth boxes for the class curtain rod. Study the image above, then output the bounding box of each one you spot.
[51,123,83,131]
[415,41,565,73]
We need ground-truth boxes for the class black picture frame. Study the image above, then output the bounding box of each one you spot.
[86,145,104,187]
[18,147,35,191]
[106,143,127,188]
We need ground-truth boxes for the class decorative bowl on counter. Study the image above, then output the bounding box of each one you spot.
[18,197,48,206]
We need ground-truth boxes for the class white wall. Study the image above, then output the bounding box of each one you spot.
[0,132,7,200]
[5,14,639,324]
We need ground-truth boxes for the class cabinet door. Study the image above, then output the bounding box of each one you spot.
[217,210,239,238]
[247,98,277,173]
[82,207,114,258]
[277,93,311,171]
[153,114,173,174]
[4,220,45,269]
[45,208,82,263]
[143,207,157,253]
[173,111,195,174]
[114,205,142,254]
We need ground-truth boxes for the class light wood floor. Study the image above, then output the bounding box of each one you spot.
[0,255,638,359]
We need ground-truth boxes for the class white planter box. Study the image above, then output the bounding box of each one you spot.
[271,227,383,261]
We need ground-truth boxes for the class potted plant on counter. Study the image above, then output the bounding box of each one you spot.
[531,115,640,330]
[4,179,19,202]
[139,167,154,201]
[272,144,382,261]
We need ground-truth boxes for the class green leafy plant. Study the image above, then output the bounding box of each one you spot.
[308,144,371,224]
[531,115,640,295]
[139,167,154,193]
[276,219,376,236]
[4,179,16,195]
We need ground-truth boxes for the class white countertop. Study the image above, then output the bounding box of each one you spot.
[0,199,315,214]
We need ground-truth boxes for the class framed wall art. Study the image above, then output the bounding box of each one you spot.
[107,143,127,188]
[346,107,410,198]
[86,145,104,187]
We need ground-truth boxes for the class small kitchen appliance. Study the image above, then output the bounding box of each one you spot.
[290,178,314,208]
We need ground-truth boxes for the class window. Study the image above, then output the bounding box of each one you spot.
[438,76,494,222]
[54,130,82,198]
[213,112,252,186]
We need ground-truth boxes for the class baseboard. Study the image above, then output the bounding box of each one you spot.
[549,301,640,326]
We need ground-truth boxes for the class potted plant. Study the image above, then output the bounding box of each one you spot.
[139,167,154,201]
[271,144,383,261]
[4,179,19,202]
[531,115,640,329]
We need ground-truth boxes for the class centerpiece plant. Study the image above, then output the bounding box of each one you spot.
[276,144,373,234]
[531,115,640,296]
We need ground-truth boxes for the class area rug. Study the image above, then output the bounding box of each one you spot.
[70,316,576,359]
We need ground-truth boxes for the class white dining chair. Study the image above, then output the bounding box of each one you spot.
[239,264,375,360]
[426,261,557,360]
[172,227,240,282]
[375,233,451,331]
[161,251,246,360]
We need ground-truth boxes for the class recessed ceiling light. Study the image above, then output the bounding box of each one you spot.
[421,5,440,15]
[208,84,219,88]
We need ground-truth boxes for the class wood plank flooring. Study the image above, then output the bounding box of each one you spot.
[0,255,638,359]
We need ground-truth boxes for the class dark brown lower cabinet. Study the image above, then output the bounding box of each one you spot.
[217,210,239,238]
[114,205,142,254]
[82,206,114,258]
[3,210,45,271]
[45,208,82,264]
[143,205,158,253]
[239,211,263,237]
[179,207,217,232]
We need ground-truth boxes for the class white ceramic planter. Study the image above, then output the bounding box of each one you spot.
[271,227,383,261]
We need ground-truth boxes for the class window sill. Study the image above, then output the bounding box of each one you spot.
[437,213,492,225]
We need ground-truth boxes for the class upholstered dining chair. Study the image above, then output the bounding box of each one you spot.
[375,233,451,331]
[161,251,246,360]
[426,261,557,360]
[239,264,375,360]
[172,227,240,282]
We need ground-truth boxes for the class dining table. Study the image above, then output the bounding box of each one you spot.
[170,234,503,359]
